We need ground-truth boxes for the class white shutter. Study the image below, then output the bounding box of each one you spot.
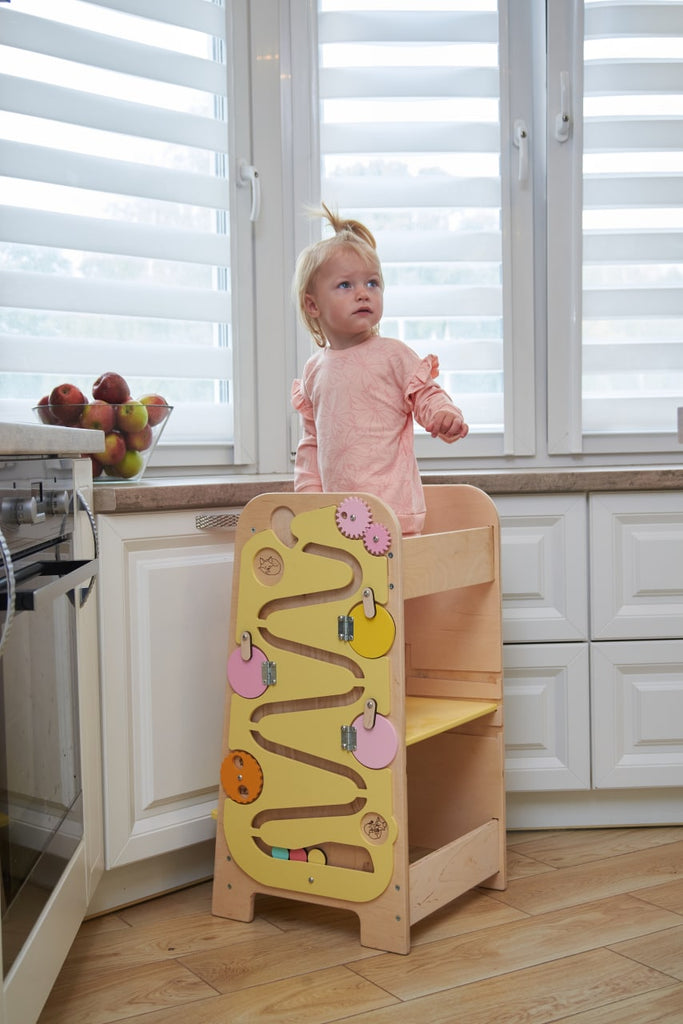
[582,0,683,438]
[549,0,683,452]
[316,0,536,456]
[0,0,250,457]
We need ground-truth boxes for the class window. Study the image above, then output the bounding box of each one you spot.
[313,0,536,459]
[548,0,683,454]
[0,0,255,467]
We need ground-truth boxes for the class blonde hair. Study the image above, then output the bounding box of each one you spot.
[293,204,384,348]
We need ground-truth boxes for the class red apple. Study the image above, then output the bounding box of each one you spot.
[92,371,130,405]
[88,454,104,478]
[93,430,126,466]
[116,400,148,433]
[49,382,87,425]
[37,395,58,424]
[125,423,153,452]
[139,393,169,427]
[80,400,115,433]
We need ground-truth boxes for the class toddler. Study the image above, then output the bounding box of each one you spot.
[291,205,468,535]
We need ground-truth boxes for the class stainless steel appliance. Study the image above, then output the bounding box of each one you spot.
[0,456,97,980]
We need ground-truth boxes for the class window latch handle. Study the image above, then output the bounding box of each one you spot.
[513,119,529,184]
[238,160,261,221]
[555,71,571,142]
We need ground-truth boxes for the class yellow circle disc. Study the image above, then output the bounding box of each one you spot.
[348,603,395,659]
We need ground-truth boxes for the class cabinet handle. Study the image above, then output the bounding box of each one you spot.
[195,512,241,531]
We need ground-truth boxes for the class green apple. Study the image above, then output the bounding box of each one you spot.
[113,449,144,479]
[116,400,148,433]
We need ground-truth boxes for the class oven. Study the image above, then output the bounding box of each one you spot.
[0,456,98,985]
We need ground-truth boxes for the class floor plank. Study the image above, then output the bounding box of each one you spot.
[37,828,683,1024]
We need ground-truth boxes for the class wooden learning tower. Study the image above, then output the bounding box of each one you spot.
[212,484,505,954]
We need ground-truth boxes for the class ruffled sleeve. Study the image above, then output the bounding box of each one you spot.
[404,354,439,401]
[291,378,310,414]
[291,378,323,492]
[405,353,462,433]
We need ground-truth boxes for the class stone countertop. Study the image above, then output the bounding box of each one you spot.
[91,465,683,514]
[0,419,105,458]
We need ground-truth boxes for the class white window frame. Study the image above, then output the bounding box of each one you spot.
[547,0,683,458]
[286,0,538,466]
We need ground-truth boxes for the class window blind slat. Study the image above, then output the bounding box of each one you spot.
[325,175,500,209]
[585,3,683,38]
[1,140,228,208]
[584,341,683,370]
[0,335,231,380]
[585,60,683,94]
[384,286,502,318]
[375,230,501,262]
[584,396,680,432]
[320,66,500,99]
[2,74,228,153]
[318,11,498,44]
[0,206,230,266]
[584,287,683,318]
[583,230,683,261]
[584,175,683,207]
[1,9,227,96]
[87,0,226,36]
[321,123,500,154]
[0,270,229,323]
[584,119,683,151]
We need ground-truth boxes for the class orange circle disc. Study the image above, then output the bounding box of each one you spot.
[221,750,264,804]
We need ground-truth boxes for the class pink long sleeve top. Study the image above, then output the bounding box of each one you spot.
[291,335,459,535]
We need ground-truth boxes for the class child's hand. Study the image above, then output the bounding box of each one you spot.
[430,408,469,443]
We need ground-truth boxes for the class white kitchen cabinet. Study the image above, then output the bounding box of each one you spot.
[502,491,683,828]
[591,640,683,789]
[503,643,590,791]
[496,495,590,796]
[497,494,588,643]
[590,491,683,640]
[92,507,238,911]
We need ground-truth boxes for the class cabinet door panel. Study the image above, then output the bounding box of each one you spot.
[98,510,237,867]
[496,495,588,643]
[591,640,683,789]
[503,643,590,791]
[590,492,683,639]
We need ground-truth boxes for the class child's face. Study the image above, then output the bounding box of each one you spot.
[304,247,383,349]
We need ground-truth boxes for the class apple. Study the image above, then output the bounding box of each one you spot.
[80,399,115,433]
[109,449,144,479]
[139,393,169,427]
[93,430,126,466]
[49,382,87,425]
[116,400,148,433]
[125,423,153,451]
[88,455,103,478]
[92,371,130,405]
[37,395,58,424]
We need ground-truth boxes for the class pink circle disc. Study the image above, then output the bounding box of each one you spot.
[227,645,268,698]
[351,713,398,769]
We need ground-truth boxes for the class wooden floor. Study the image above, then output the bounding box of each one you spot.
[39,827,683,1024]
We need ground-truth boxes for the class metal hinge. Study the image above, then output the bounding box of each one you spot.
[261,660,277,687]
[337,615,354,642]
[341,724,357,751]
